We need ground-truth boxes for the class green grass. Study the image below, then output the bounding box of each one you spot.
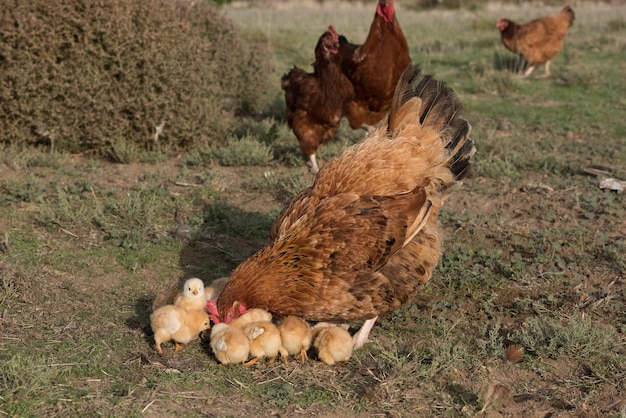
[1,2,626,416]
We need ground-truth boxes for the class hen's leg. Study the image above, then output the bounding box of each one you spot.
[522,65,536,78]
[352,316,378,349]
[539,61,551,78]
[309,154,319,173]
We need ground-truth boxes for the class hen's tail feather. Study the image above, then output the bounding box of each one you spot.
[389,64,476,182]
[446,119,475,181]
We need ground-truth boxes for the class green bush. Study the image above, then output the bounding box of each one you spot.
[0,0,274,153]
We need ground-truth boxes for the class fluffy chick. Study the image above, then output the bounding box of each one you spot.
[278,316,312,363]
[150,305,211,355]
[312,323,353,365]
[242,321,289,366]
[229,308,273,329]
[210,323,250,365]
[152,277,216,311]
[174,278,206,311]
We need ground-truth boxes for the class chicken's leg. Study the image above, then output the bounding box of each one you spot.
[539,60,551,78]
[522,65,536,78]
[299,347,309,363]
[244,357,261,367]
[309,154,320,173]
[352,316,378,349]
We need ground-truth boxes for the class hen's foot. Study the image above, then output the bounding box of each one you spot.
[352,316,378,349]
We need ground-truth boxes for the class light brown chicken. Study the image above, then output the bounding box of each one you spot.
[336,0,411,130]
[312,323,353,365]
[150,305,211,355]
[208,65,475,349]
[210,323,250,365]
[278,316,312,363]
[497,6,575,78]
[242,321,289,366]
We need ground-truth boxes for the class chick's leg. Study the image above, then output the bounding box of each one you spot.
[299,347,308,363]
[174,342,184,351]
[244,357,261,367]
[352,316,378,350]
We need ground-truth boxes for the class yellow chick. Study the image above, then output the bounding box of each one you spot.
[229,308,273,329]
[278,316,312,363]
[150,305,211,355]
[174,278,206,311]
[152,277,215,311]
[242,321,289,366]
[210,323,250,365]
[312,323,353,365]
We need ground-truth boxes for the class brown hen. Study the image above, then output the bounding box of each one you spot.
[208,65,475,349]
[336,0,411,130]
[281,28,354,172]
[497,6,575,78]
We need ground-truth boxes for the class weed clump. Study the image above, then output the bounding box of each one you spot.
[0,0,273,154]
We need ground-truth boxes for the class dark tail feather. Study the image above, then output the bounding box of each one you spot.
[447,119,475,181]
[390,65,476,182]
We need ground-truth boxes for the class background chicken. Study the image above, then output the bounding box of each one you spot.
[150,305,211,355]
[209,65,475,349]
[336,0,411,130]
[281,27,354,172]
[497,5,575,78]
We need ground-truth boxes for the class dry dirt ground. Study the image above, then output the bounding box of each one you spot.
[1,151,624,416]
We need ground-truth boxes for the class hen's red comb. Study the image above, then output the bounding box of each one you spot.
[237,303,248,315]
[328,25,338,40]
[206,300,220,324]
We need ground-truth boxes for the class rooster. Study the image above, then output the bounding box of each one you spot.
[336,0,411,131]
[281,28,354,173]
[497,5,575,78]
[207,66,475,349]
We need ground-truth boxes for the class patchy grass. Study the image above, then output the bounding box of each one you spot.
[1,2,626,417]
